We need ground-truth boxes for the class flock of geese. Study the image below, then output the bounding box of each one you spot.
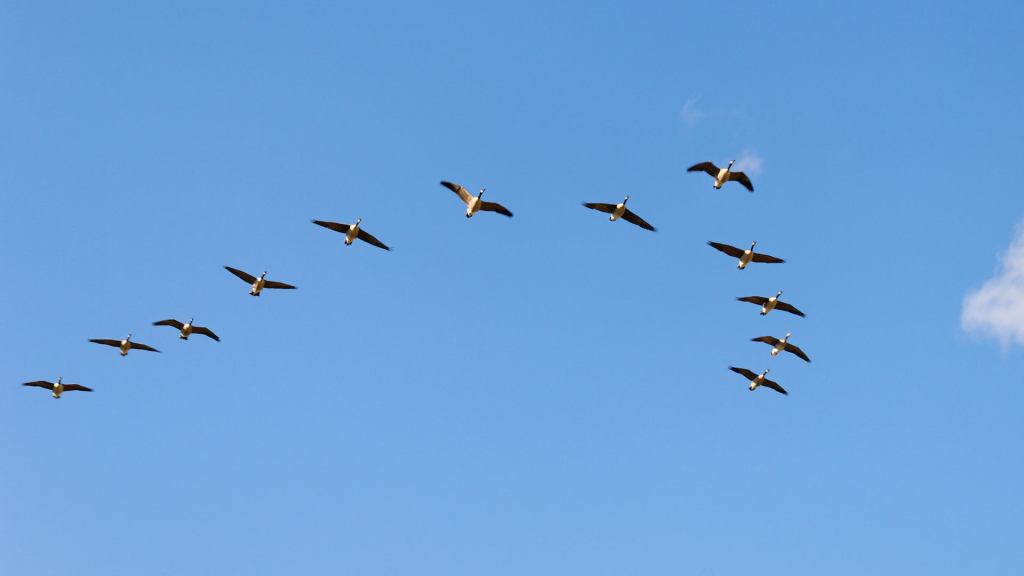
[23,159,811,398]
[705,236,812,395]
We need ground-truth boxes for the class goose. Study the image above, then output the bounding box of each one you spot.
[751,333,811,362]
[224,266,297,296]
[728,367,787,395]
[687,160,754,192]
[153,318,220,342]
[707,241,784,269]
[23,377,92,399]
[89,334,160,356]
[581,196,656,231]
[737,291,805,317]
[312,219,391,251]
[440,181,513,218]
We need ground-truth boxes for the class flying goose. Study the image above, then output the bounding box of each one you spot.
[312,219,391,251]
[581,196,656,231]
[89,334,160,356]
[23,377,92,399]
[737,291,805,317]
[708,241,784,269]
[224,266,297,296]
[751,333,811,362]
[153,318,220,342]
[440,181,513,218]
[728,367,787,395]
[687,160,754,192]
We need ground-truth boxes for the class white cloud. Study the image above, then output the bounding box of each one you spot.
[962,223,1024,346]
[679,97,704,127]
[734,150,763,176]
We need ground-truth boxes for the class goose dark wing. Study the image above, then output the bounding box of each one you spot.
[730,171,754,192]
[153,319,185,330]
[785,343,811,363]
[737,296,769,306]
[128,342,161,353]
[728,367,759,381]
[751,252,785,264]
[621,208,656,231]
[708,241,744,258]
[582,202,616,214]
[312,220,350,234]
[62,384,93,392]
[687,162,720,177]
[191,326,221,342]
[23,380,55,390]
[761,378,788,395]
[480,201,513,217]
[751,336,781,346]
[263,279,297,290]
[774,301,806,317]
[357,228,391,251]
[89,339,122,348]
[224,266,257,284]
[441,181,473,204]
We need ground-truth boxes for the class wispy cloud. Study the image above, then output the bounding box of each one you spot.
[734,150,764,175]
[962,222,1024,346]
[679,96,705,127]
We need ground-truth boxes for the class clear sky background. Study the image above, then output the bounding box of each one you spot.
[3,1,1024,574]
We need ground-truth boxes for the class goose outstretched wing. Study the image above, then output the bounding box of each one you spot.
[357,228,391,251]
[687,162,720,177]
[708,241,744,258]
[621,209,656,231]
[224,266,257,284]
[441,181,473,204]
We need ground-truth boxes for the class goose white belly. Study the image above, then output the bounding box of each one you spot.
[610,204,626,221]
[466,196,481,217]
[53,383,63,398]
[771,343,784,356]
[738,251,753,269]
[181,324,192,339]
[119,341,130,355]
[748,380,760,391]
[345,226,358,245]
[715,169,729,188]
[251,279,264,295]
[762,299,777,315]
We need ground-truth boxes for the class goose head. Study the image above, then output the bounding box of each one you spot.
[478,188,486,198]
[188,318,194,326]
[622,195,630,205]
[750,241,758,249]
[261,271,268,279]
[126,333,133,341]
[728,159,735,169]
[355,218,362,225]
[57,377,62,385]
[761,369,770,378]
[784,332,791,339]
[775,290,784,298]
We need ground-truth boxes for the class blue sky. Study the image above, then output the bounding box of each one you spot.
[3,1,1024,574]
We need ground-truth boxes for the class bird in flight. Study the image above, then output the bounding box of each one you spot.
[737,291,805,317]
[707,241,784,269]
[312,218,390,251]
[23,377,93,399]
[581,196,656,232]
[224,267,297,297]
[728,367,787,395]
[440,181,513,218]
[687,159,754,192]
[89,334,160,356]
[751,333,811,363]
[153,318,220,342]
